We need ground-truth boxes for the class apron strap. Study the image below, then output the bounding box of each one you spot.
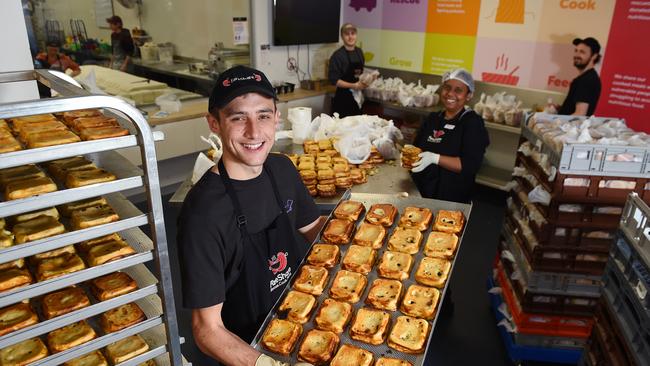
[217,160,248,233]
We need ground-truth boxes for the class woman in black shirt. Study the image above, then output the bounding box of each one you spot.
[410,69,490,203]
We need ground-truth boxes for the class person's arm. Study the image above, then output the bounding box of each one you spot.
[120,55,131,72]
[61,55,81,76]
[336,79,366,90]
[437,155,461,173]
[298,216,326,243]
[192,304,261,366]
[572,102,589,116]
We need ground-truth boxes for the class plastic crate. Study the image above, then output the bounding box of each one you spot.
[505,213,608,275]
[495,261,594,338]
[500,258,597,317]
[500,230,602,297]
[604,260,650,335]
[524,113,650,178]
[517,152,650,206]
[619,192,650,270]
[487,276,584,364]
[513,332,586,350]
[592,297,640,366]
[602,264,650,365]
[510,187,617,250]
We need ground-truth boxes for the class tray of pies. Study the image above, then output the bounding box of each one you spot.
[252,192,471,365]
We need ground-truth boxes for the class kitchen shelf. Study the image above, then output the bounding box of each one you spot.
[485,121,521,134]
[476,164,513,191]
[0,69,184,364]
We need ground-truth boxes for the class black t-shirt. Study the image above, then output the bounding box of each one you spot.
[328,46,364,85]
[177,154,319,309]
[111,29,134,56]
[558,68,601,116]
[412,108,489,203]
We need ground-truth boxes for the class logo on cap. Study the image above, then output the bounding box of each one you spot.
[222,73,263,87]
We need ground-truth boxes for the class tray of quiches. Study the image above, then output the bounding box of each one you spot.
[252,192,471,365]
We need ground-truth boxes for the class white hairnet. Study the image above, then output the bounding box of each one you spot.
[442,69,475,94]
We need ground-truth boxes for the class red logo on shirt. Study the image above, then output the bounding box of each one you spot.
[268,252,288,275]
[433,130,445,138]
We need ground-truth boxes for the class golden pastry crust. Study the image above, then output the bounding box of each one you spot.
[298,161,315,171]
[423,231,459,259]
[365,278,403,312]
[261,318,302,356]
[70,204,119,230]
[26,129,81,148]
[333,200,365,221]
[322,219,355,245]
[5,176,57,200]
[377,251,413,281]
[12,215,65,244]
[65,168,117,188]
[349,307,391,345]
[42,286,91,319]
[12,207,60,224]
[63,350,108,366]
[387,227,423,255]
[0,302,38,336]
[71,117,118,132]
[433,210,465,234]
[79,126,129,140]
[365,204,398,227]
[330,344,374,366]
[85,238,136,266]
[90,271,138,301]
[277,290,317,324]
[58,197,108,217]
[0,165,43,187]
[36,253,86,282]
[0,268,33,292]
[306,244,340,268]
[77,233,122,253]
[341,245,376,274]
[297,329,340,365]
[387,315,429,354]
[314,298,353,334]
[18,120,68,141]
[62,109,102,125]
[400,284,440,320]
[30,245,76,263]
[398,206,433,231]
[47,320,97,353]
[47,157,97,181]
[353,222,386,249]
[293,265,329,296]
[0,338,48,365]
[99,302,146,333]
[414,257,451,288]
[0,136,22,153]
[329,270,367,303]
[105,335,149,364]
[376,357,413,366]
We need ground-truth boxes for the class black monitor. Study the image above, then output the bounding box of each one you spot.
[273,0,341,46]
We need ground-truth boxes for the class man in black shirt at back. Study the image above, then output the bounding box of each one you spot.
[557,37,602,116]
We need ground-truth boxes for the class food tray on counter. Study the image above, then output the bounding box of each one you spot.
[251,192,471,365]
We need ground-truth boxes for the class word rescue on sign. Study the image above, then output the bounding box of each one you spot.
[389,57,413,67]
[560,0,596,10]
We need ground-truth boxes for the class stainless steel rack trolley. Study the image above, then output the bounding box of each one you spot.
[0,70,185,365]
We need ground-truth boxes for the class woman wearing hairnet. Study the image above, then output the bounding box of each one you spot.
[409,69,490,203]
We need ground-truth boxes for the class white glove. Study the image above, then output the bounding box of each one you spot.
[255,354,313,366]
[411,151,440,173]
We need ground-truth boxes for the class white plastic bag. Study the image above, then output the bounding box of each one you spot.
[336,134,372,164]
[200,133,223,162]
[155,93,181,113]
[528,185,551,206]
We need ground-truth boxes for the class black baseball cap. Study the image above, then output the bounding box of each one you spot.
[573,37,601,55]
[106,15,123,26]
[208,65,277,112]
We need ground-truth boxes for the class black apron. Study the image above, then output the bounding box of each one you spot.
[412,108,473,203]
[217,160,306,344]
[332,47,364,118]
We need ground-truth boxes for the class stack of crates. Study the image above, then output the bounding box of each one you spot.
[581,193,650,365]
[491,113,650,364]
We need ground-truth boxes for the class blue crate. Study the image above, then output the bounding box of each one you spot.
[602,262,650,365]
[487,276,583,364]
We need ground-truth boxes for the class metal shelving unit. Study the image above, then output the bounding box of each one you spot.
[0,70,185,365]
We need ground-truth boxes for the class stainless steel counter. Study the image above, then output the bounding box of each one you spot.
[169,139,420,210]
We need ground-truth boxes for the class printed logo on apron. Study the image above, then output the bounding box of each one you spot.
[427,129,445,144]
[268,251,291,291]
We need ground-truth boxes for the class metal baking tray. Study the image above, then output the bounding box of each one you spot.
[251,192,472,365]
